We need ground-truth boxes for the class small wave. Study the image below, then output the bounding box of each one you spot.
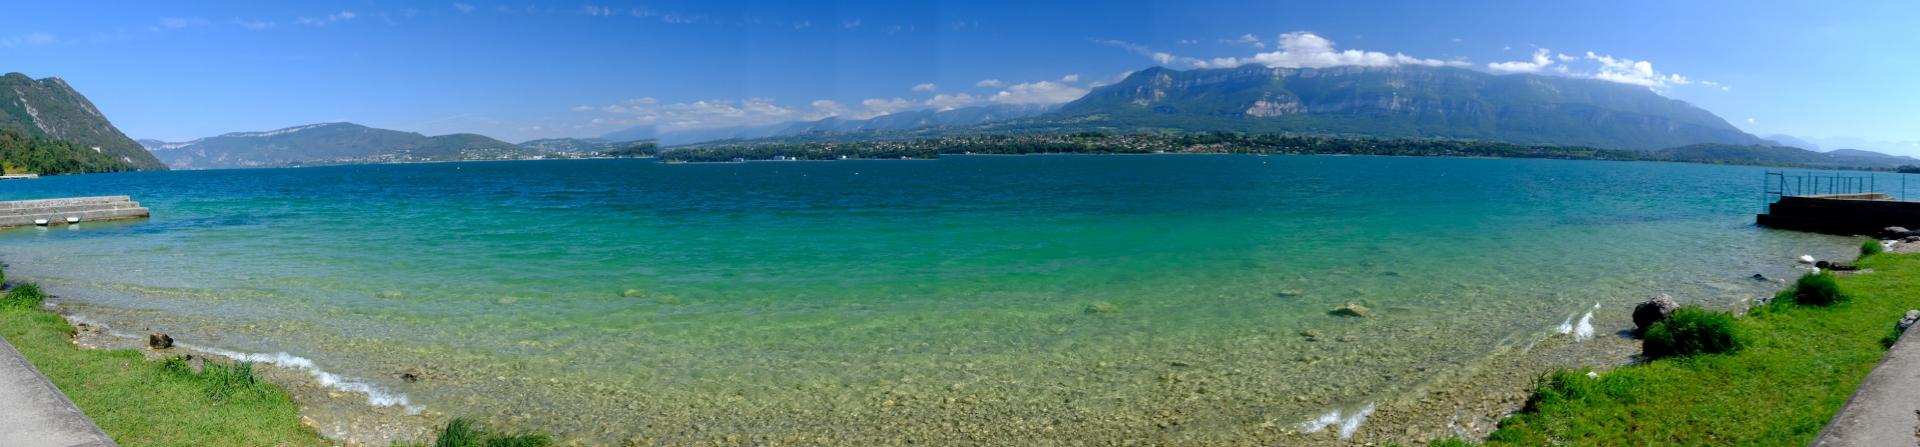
[1298,402,1376,439]
[1573,311,1595,341]
[180,343,423,414]
[63,314,421,414]
[1555,315,1574,334]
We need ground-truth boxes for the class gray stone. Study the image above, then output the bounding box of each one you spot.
[1885,226,1912,237]
[1329,302,1371,318]
[1899,310,1920,332]
[1632,294,1679,334]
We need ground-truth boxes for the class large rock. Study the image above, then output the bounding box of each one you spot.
[1900,310,1920,333]
[1632,294,1679,334]
[1885,227,1913,238]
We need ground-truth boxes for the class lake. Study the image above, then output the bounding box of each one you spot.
[0,155,1863,444]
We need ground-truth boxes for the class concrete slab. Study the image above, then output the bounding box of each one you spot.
[1812,322,1920,446]
[0,335,117,447]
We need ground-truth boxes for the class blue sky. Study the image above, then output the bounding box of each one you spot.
[4,1,1917,151]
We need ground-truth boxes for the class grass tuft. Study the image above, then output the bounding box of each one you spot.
[1862,239,1887,257]
[395,417,552,447]
[2,282,45,310]
[1793,272,1847,306]
[1641,306,1743,359]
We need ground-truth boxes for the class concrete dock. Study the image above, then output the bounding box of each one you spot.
[0,335,118,446]
[0,196,149,228]
[1757,193,1920,235]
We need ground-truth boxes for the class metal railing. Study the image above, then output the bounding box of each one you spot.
[1763,171,1920,209]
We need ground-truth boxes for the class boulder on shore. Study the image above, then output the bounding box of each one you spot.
[1632,294,1679,335]
[1329,302,1371,318]
[148,333,174,349]
[1885,227,1913,238]
[1900,310,1920,333]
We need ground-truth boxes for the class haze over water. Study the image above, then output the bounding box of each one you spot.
[0,155,1861,444]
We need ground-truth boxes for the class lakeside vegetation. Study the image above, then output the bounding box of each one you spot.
[0,128,147,175]
[1442,249,1918,446]
[659,132,1914,171]
[0,264,549,446]
[0,276,326,446]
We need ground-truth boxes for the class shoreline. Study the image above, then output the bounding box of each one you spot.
[14,255,1808,446]
[54,308,440,446]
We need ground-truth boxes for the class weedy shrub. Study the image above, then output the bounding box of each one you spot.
[1793,272,1846,306]
[1642,306,1743,359]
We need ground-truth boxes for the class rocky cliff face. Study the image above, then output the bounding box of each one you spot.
[0,72,167,170]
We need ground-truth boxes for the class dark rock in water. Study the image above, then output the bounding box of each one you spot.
[1330,302,1371,318]
[1815,260,1830,269]
[1299,329,1323,341]
[1169,360,1192,367]
[1632,294,1679,335]
[148,333,174,349]
[400,372,420,383]
[1900,310,1920,332]
[1819,261,1860,271]
[1885,227,1912,238]
[1905,236,1920,243]
[1750,273,1769,281]
[1274,290,1304,298]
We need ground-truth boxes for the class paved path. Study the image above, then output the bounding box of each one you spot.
[1813,322,1920,446]
[0,335,117,447]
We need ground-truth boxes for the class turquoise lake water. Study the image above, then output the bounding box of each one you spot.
[0,155,1868,444]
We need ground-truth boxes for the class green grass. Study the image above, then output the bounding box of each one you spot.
[1455,251,1920,446]
[0,278,327,446]
[1640,306,1743,359]
[394,418,552,447]
[1862,239,1886,257]
[1793,271,1846,306]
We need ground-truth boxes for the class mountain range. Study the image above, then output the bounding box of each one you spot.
[0,72,167,172]
[138,123,547,169]
[601,104,1055,146]
[606,65,1769,152]
[1030,65,1764,151]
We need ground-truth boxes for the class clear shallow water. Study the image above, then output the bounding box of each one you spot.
[0,155,1861,444]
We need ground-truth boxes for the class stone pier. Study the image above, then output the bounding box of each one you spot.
[0,196,149,228]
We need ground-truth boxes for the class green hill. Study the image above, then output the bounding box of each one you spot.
[142,123,535,169]
[0,72,167,173]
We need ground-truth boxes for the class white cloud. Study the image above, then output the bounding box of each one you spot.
[842,19,862,29]
[296,11,357,26]
[990,80,1089,105]
[855,98,914,118]
[975,79,1005,88]
[1100,32,1465,70]
[1059,74,1080,82]
[155,17,209,30]
[453,3,474,13]
[911,83,938,92]
[1228,32,1467,69]
[1584,52,1692,88]
[232,19,274,30]
[0,32,55,47]
[925,93,980,111]
[1487,48,1555,74]
[582,5,617,17]
[1225,33,1264,48]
